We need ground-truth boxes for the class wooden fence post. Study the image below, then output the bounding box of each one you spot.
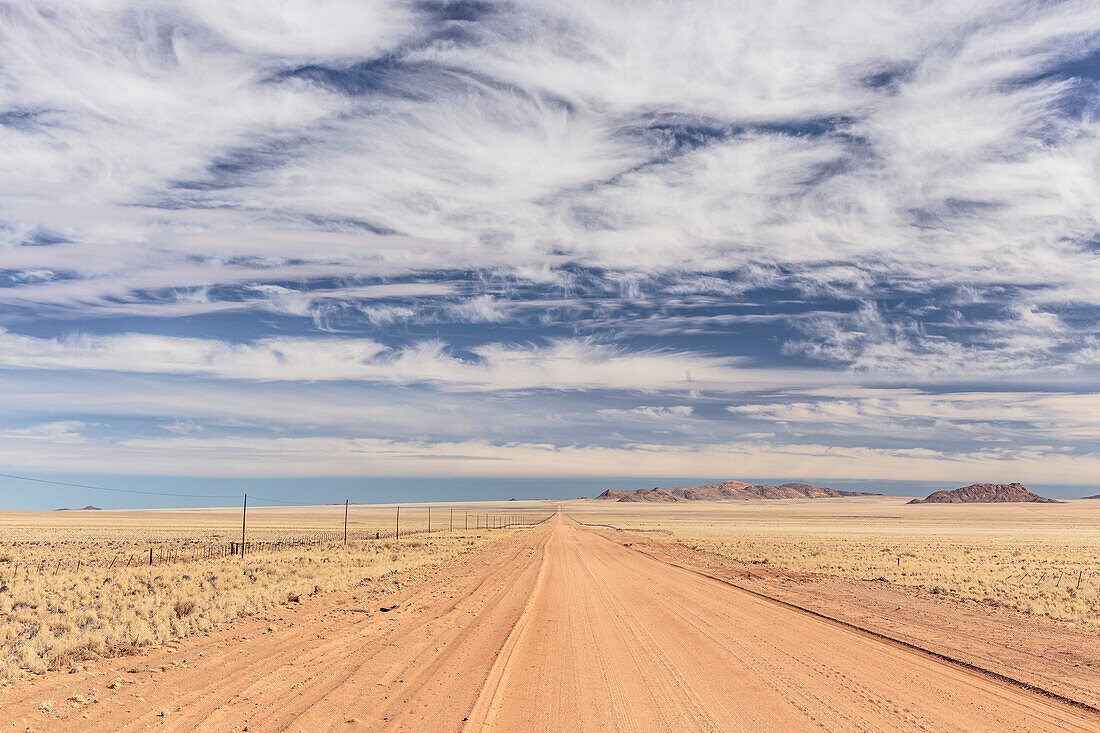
[241,493,248,560]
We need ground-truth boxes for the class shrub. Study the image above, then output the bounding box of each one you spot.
[173,599,196,618]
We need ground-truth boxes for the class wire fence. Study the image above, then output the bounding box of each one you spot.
[0,509,554,575]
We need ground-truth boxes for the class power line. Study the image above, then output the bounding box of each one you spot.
[248,494,327,507]
[0,472,238,499]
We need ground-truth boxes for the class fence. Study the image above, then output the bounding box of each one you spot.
[0,509,555,574]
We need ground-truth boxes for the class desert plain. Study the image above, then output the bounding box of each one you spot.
[0,496,1097,731]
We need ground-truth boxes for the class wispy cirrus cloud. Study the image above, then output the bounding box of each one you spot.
[0,432,1096,486]
[0,329,801,391]
[4,1,1099,312]
[728,390,1100,442]
[597,406,694,420]
[3,420,88,444]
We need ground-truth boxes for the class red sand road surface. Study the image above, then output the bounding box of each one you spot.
[3,510,1097,731]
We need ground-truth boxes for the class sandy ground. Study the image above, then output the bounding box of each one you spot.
[617,533,1100,709]
[2,510,1097,732]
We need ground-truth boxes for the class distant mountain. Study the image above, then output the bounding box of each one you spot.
[54,505,102,511]
[1081,494,1100,500]
[907,483,1061,504]
[594,480,878,502]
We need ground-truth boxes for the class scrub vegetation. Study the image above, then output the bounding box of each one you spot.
[569,497,1100,627]
[0,503,539,681]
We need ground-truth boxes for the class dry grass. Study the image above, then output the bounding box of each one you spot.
[0,501,552,682]
[0,503,513,567]
[567,497,1100,627]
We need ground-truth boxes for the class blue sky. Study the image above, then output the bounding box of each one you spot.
[1,1,1099,507]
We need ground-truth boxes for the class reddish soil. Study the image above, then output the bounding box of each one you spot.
[612,533,1100,710]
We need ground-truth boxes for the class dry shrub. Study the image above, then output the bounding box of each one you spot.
[173,599,196,618]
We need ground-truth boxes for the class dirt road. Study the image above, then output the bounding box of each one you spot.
[3,511,1097,731]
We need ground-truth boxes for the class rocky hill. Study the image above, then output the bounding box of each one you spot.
[595,480,877,502]
[1080,494,1100,500]
[907,483,1061,504]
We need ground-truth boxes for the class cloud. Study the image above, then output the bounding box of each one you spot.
[188,1,417,58]
[4,420,87,444]
[597,406,694,420]
[780,301,1097,378]
[728,390,1100,441]
[1,2,1099,490]
[161,420,205,435]
[445,295,507,323]
[0,432,1095,485]
[0,329,812,391]
[3,1,1099,318]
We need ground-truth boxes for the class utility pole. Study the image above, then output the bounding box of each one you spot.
[344,499,349,545]
[396,505,400,540]
[241,493,247,559]
[450,508,453,531]
[465,511,468,531]
[428,505,431,533]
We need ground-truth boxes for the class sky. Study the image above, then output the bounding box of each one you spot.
[1,1,1099,508]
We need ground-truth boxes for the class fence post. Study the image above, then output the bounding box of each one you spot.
[241,493,248,560]
[396,505,400,540]
[149,548,153,566]
[344,499,349,545]
[428,506,431,533]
